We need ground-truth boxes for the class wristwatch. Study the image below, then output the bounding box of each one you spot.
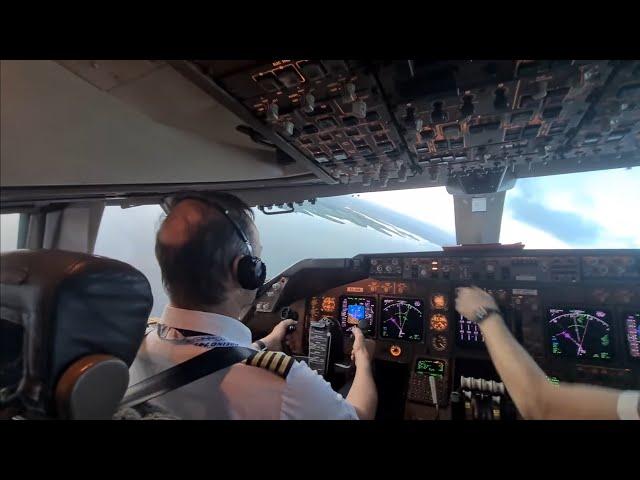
[254,340,268,351]
[473,306,502,323]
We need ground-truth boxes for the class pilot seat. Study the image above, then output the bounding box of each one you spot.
[0,249,153,420]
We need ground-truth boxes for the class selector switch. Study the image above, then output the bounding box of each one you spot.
[494,86,508,110]
[282,121,294,137]
[404,105,416,125]
[344,83,357,103]
[460,94,474,116]
[303,93,315,113]
[266,103,279,122]
[352,100,367,119]
[431,102,446,123]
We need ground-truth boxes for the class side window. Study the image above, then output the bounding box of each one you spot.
[94,205,168,317]
[1,213,21,252]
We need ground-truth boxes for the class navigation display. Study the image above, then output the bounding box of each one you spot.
[339,296,376,335]
[547,308,614,361]
[380,298,425,342]
[624,312,640,359]
[415,358,445,379]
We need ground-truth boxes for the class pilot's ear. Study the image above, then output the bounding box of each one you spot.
[230,255,243,286]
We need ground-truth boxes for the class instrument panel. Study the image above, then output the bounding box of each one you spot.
[253,248,640,419]
[186,60,640,192]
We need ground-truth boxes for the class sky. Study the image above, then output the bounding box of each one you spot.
[360,167,640,250]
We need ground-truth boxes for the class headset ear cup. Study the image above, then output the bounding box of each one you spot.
[237,256,266,290]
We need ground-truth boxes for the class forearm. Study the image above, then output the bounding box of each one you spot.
[346,362,378,420]
[252,333,279,351]
[479,314,622,419]
[478,314,553,418]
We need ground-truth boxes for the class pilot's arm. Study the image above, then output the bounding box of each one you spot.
[345,327,378,420]
[455,286,640,420]
[252,321,378,420]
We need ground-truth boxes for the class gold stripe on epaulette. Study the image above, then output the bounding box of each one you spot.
[259,351,276,368]
[244,351,295,379]
[277,355,294,376]
[249,351,265,367]
[271,353,286,373]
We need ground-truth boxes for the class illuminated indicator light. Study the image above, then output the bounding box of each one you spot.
[390,345,402,357]
[432,294,447,309]
[431,261,438,265]
[432,267,438,270]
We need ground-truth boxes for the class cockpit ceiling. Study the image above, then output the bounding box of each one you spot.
[1,60,640,208]
[0,60,310,190]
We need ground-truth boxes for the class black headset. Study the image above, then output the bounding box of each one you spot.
[168,194,267,291]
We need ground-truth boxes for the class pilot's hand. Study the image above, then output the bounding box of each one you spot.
[350,326,375,368]
[262,319,298,352]
[455,286,499,323]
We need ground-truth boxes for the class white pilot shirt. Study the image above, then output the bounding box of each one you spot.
[129,305,359,420]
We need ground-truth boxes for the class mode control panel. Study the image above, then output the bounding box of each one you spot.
[369,254,640,284]
[370,257,402,276]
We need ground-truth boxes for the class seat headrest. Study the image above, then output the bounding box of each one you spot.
[1,249,153,418]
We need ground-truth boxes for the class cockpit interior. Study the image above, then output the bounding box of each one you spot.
[1,60,639,420]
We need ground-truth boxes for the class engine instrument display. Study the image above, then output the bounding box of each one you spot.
[430,313,448,331]
[381,298,425,342]
[547,308,614,361]
[431,334,448,351]
[457,315,485,347]
[339,296,376,335]
[415,359,445,379]
[624,312,640,359]
[321,296,336,313]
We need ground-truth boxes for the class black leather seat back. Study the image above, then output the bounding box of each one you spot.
[0,249,153,418]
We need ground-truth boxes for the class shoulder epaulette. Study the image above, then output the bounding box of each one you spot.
[243,351,295,379]
[144,317,160,336]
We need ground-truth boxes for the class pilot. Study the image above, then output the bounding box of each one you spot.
[129,192,377,420]
[455,286,639,420]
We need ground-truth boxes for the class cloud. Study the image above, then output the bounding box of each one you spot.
[506,190,605,244]
[504,167,640,248]
[500,212,571,249]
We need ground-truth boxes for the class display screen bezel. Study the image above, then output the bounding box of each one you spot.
[379,296,426,343]
[545,306,615,362]
[338,295,377,336]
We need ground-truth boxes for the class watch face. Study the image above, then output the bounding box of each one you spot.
[476,307,487,321]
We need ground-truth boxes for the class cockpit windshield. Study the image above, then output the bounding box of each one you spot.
[81,167,640,317]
